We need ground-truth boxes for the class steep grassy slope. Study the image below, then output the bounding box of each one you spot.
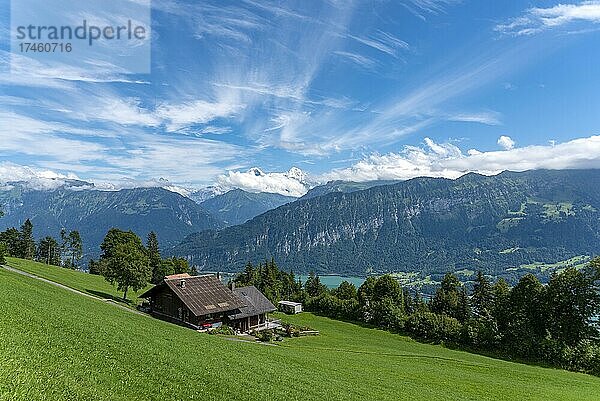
[5,257,151,304]
[1,266,599,400]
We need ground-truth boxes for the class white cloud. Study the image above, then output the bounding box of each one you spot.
[0,162,90,191]
[0,111,107,162]
[333,51,377,69]
[497,135,515,150]
[93,98,161,127]
[448,111,502,126]
[401,0,460,19]
[156,100,245,132]
[0,111,245,188]
[321,136,600,182]
[217,167,309,197]
[496,1,600,36]
[347,31,409,58]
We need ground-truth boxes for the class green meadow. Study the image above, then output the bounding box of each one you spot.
[1,260,600,400]
[5,257,151,305]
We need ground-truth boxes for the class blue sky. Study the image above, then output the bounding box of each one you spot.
[1,0,600,196]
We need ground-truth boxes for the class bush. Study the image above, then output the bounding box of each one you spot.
[306,293,360,321]
[277,323,315,338]
[462,317,499,349]
[255,329,275,342]
[369,298,406,332]
[559,340,600,375]
[406,312,462,344]
[208,325,235,336]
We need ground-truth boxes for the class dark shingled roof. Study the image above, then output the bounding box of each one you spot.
[228,286,276,320]
[140,275,247,317]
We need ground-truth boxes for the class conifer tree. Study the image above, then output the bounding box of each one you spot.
[18,219,36,260]
[147,232,163,284]
[472,271,493,317]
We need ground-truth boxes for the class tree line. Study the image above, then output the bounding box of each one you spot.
[233,259,303,302]
[236,258,600,377]
[0,217,82,268]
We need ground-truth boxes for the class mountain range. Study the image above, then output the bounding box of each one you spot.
[199,189,296,226]
[0,185,221,258]
[0,183,298,259]
[173,169,600,276]
[299,180,400,200]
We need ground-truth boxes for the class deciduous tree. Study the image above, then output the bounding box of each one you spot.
[546,267,599,346]
[99,229,150,301]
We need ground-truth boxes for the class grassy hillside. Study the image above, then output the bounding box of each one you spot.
[1,265,599,400]
[5,257,151,305]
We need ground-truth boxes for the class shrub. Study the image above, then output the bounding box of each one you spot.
[255,329,275,342]
[208,325,235,336]
[278,323,315,338]
[406,312,462,344]
[559,340,600,375]
[306,293,360,321]
[462,317,499,349]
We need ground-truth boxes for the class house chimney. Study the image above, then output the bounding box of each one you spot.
[230,281,236,291]
[180,279,186,289]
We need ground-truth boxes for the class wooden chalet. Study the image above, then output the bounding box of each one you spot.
[140,274,275,332]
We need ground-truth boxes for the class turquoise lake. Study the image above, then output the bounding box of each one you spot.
[297,275,365,289]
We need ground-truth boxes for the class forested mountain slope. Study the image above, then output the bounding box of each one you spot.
[174,170,600,275]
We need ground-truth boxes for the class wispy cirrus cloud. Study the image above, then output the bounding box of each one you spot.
[496,1,600,36]
[0,111,107,162]
[400,0,461,19]
[270,42,527,155]
[347,31,409,58]
[156,99,245,132]
[333,51,377,70]
[447,111,502,126]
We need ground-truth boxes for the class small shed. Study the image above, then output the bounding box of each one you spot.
[278,300,302,314]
